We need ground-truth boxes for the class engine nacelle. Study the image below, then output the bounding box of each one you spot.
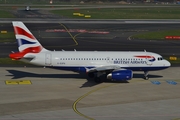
[107,69,133,81]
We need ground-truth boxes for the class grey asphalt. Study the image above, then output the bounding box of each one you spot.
[0,67,179,120]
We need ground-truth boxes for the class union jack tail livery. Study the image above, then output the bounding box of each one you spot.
[10,21,47,60]
[13,21,43,52]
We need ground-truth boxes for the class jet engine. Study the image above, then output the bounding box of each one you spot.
[107,69,133,81]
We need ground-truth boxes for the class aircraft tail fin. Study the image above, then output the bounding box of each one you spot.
[10,21,48,60]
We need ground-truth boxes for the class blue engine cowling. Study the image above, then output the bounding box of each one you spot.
[107,69,133,81]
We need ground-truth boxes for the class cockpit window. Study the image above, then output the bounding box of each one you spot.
[158,57,163,61]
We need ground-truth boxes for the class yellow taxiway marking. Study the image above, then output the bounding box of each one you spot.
[59,23,78,45]
[72,83,115,120]
[5,80,32,85]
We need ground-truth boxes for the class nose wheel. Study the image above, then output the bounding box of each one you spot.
[144,76,149,80]
[144,71,149,80]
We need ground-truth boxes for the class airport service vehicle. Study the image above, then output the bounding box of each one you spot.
[9,21,171,83]
[25,6,30,11]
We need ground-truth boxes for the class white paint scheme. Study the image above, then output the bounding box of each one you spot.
[11,21,171,82]
[28,51,170,68]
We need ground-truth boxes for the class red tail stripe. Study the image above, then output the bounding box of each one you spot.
[14,26,35,40]
[9,46,42,60]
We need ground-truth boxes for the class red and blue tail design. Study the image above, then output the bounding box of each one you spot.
[9,21,47,60]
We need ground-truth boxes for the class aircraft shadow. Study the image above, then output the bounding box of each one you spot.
[6,70,98,88]
[133,73,163,79]
[6,70,163,88]
[6,70,87,79]
[81,77,129,88]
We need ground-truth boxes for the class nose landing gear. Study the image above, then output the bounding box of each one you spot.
[144,71,149,80]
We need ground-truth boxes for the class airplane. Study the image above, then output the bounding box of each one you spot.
[9,21,171,83]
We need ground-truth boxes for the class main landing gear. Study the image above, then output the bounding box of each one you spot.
[88,72,95,78]
[94,77,102,83]
[144,71,149,80]
[88,72,104,83]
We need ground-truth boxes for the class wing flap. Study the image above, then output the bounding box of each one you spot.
[87,65,121,73]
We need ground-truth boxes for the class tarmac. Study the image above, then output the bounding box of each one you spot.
[0,67,179,120]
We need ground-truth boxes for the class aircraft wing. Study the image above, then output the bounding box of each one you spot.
[86,65,121,73]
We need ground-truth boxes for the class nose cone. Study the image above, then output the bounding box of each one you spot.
[165,60,171,67]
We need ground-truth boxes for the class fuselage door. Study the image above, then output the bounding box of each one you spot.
[45,53,52,66]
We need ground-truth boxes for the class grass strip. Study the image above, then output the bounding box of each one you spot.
[0,32,15,39]
[0,58,28,64]
[0,10,15,18]
[0,32,15,43]
[131,30,180,40]
[166,57,180,64]
[50,8,180,19]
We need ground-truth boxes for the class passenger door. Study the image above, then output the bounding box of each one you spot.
[45,53,52,66]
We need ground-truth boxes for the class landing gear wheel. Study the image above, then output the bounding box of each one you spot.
[144,71,149,80]
[94,77,102,83]
[88,72,95,78]
[144,76,149,80]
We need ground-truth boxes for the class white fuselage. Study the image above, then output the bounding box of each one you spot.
[25,51,171,72]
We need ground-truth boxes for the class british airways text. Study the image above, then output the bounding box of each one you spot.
[114,60,147,64]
